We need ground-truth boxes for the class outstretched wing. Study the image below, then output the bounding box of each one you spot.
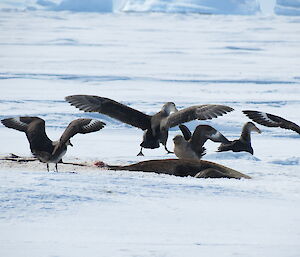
[1,116,42,132]
[165,105,234,128]
[1,116,53,153]
[65,95,151,130]
[191,125,230,154]
[53,119,105,155]
[243,110,300,134]
[179,124,192,141]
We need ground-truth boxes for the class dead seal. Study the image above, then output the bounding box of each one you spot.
[105,159,251,179]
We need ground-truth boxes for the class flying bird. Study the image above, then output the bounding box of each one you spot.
[243,110,300,135]
[173,124,230,160]
[1,117,105,171]
[217,122,261,155]
[65,95,234,155]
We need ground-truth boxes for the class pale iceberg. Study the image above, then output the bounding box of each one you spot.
[122,0,261,15]
[275,0,300,15]
[0,0,40,10]
[44,0,114,12]
[0,0,117,12]
[0,0,261,15]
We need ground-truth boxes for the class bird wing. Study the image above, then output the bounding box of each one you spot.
[179,124,192,140]
[1,116,42,132]
[243,110,300,134]
[53,119,105,155]
[65,95,151,130]
[165,104,234,129]
[191,125,230,154]
[1,117,53,153]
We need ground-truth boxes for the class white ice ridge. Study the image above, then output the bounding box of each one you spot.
[275,0,300,15]
[39,0,114,12]
[121,0,261,15]
[0,0,261,14]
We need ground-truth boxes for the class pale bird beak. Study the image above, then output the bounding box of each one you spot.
[255,127,261,134]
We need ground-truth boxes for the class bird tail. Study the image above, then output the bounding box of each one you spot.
[217,143,232,152]
[140,129,160,149]
[198,147,207,157]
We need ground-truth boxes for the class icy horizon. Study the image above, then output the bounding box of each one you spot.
[3,0,299,16]
[0,0,280,15]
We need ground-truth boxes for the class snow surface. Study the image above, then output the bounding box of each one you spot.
[275,0,300,15]
[0,9,300,257]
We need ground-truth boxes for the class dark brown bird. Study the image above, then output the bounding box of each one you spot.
[243,110,300,134]
[65,95,234,156]
[1,117,105,171]
[217,122,261,155]
[173,124,230,160]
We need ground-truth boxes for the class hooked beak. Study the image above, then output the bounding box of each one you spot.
[254,127,261,134]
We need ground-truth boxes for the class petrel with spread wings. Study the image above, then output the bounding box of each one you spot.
[1,117,105,171]
[65,95,234,156]
[173,124,230,160]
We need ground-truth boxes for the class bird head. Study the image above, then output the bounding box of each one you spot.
[247,122,261,134]
[173,135,185,145]
[162,102,178,115]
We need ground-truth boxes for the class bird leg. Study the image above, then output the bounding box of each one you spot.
[55,163,58,172]
[164,145,174,154]
[47,163,49,172]
[137,147,144,156]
